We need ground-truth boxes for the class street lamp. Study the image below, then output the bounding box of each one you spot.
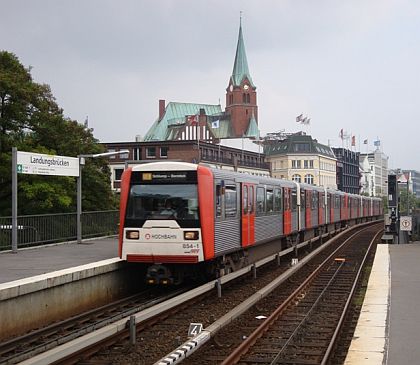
[77,150,129,244]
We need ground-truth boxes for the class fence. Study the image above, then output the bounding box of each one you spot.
[0,210,119,251]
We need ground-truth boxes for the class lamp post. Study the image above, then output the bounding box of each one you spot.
[77,150,129,244]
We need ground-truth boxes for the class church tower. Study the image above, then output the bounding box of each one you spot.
[225,20,258,138]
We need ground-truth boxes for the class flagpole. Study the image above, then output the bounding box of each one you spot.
[197,114,200,162]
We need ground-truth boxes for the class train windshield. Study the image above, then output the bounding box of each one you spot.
[125,184,199,227]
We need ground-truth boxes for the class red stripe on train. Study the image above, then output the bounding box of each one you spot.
[119,168,132,258]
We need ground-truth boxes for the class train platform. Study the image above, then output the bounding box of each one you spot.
[1,236,420,364]
[0,237,119,284]
[345,241,420,364]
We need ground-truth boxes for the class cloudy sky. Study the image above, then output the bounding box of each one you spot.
[1,0,419,170]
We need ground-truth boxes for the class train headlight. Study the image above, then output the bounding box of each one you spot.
[126,230,140,239]
[184,231,199,240]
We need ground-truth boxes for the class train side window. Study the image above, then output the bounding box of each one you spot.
[243,185,248,214]
[306,191,311,209]
[284,188,290,210]
[291,190,297,211]
[266,189,274,213]
[215,184,222,218]
[300,190,305,210]
[274,188,282,212]
[256,187,265,215]
[312,192,318,210]
[225,185,237,218]
[249,186,254,213]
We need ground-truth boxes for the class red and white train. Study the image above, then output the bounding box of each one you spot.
[119,161,383,284]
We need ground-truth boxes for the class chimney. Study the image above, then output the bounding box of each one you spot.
[159,99,165,121]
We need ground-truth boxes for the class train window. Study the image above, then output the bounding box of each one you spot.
[225,185,237,218]
[300,190,306,210]
[266,189,274,213]
[256,187,265,214]
[305,191,311,208]
[274,188,282,212]
[284,188,290,210]
[126,184,199,223]
[312,191,318,210]
[243,185,248,214]
[249,186,254,213]
[215,184,222,218]
[319,192,324,208]
[291,190,297,211]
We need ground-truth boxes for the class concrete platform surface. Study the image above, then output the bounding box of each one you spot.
[387,242,420,365]
[0,237,118,284]
[345,241,420,365]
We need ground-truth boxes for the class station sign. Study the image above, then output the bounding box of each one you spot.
[17,151,79,177]
[400,216,412,231]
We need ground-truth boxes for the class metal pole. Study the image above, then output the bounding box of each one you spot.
[129,315,136,345]
[12,147,18,253]
[76,156,82,244]
[407,180,410,216]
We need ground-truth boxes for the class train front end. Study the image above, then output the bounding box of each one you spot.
[119,162,213,284]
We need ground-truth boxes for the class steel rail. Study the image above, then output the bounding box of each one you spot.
[220,223,381,365]
[320,227,383,365]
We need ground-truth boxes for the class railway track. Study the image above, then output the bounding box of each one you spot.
[65,223,378,365]
[3,222,380,364]
[183,223,382,365]
[0,287,189,365]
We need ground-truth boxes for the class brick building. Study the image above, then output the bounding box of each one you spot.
[103,140,269,191]
[143,21,259,142]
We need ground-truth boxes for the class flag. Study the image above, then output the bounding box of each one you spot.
[296,114,303,123]
[339,129,344,140]
[211,120,220,129]
[363,139,368,144]
[374,139,381,147]
[187,115,198,126]
[302,117,310,125]
[351,136,356,146]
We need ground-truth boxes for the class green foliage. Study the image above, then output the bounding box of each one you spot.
[0,51,117,216]
[381,195,388,211]
[399,189,419,215]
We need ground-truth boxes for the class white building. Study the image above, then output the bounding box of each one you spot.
[359,148,389,197]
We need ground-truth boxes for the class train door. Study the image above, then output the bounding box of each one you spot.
[283,188,292,235]
[241,183,255,247]
[299,188,306,231]
[305,190,312,229]
[327,193,332,223]
[319,191,324,225]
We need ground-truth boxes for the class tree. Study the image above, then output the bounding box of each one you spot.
[399,189,419,216]
[0,51,117,216]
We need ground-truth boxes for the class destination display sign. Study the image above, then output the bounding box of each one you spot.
[17,151,79,177]
[132,170,197,183]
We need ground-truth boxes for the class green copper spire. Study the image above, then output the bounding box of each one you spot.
[231,20,255,88]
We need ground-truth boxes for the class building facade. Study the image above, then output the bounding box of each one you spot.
[359,149,389,197]
[102,140,269,191]
[331,148,361,194]
[264,133,337,189]
[143,22,259,142]
[402,170,420,197]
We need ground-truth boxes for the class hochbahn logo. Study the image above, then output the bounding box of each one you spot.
[144,233,177,240]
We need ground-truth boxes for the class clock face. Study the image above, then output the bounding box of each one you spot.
[243,84,249,90]
[229,84,233,92]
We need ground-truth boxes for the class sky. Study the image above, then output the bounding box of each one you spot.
[1,0,419,170]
